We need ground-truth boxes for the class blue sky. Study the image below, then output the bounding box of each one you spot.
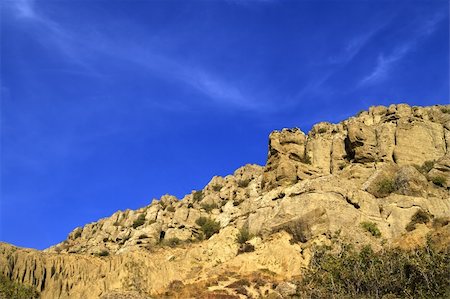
[1,0,448,250]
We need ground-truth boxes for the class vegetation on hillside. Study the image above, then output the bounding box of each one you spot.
[195,217,221,239]
[0,275,39,299]
[297,240,450,298]
[360,221,381,237]
[132,214,146,229]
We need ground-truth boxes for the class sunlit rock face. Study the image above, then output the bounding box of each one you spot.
[1,104,449,299]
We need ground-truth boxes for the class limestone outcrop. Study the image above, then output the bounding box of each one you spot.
[1,104,449,299]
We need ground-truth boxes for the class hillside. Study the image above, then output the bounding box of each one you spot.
[1,103,449,299]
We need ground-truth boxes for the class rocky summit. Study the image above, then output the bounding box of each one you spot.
[1,104,449,299]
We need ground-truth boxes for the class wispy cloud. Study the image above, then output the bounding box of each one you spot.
[330,29,378,65]
[4,0,262,112]
[105,43,263,111]
[359,12,446,86]
[180,68,255,109]
[9,0,36,19]
[359,45,409,85]
[5,0,97,72]
[289,20,393,106]
[328,15,398,67]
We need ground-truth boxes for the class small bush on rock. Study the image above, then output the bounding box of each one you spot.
[74,230,82,239]
[132,214,146,229]
[431,176,446,187]
[236,227,253,244]
[301,155,312,165]
[193,190,203,202]
[278,218,311,243]
[414,160,435,174]
[360,221,381,237]
[195,217,220,239]
[375,178,396,197]
[237,179,251,188]
[406,210,431,231]
[98,250,109,257]
[212,184,223,192]
[201,203,218,213]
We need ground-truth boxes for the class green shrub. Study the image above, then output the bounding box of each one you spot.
[301,154,312,164]
[412,209,431,223]
[236,227,253,244]
[318,127,327,134]
[236,227,256,254]
[431,176,446,187]
[280,218,311,243]
[212,184,223,192]
[237,179,251,188]
[74,230,82,239]
[360,221,381,237]
[193,190,203,202]
[167,206,175,212]
[297,242,450,298]
[414,160,435,174]
[113,221,120,226]
[0,275,39,299]
[195,217,221,239]
[233,199,244,206]
[158,201,167,209]
[132,214,146,229]
[375,178,396,197]
[201,203,218,213]
[98,250,109,257]
[441,107,450,114]
[195,216,207,227]
[406,210,432,232]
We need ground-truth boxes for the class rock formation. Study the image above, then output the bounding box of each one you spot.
[1,104,449,299]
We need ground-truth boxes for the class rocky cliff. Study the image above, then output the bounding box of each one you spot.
[1,104,449,299]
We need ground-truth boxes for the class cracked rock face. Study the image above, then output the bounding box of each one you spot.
[1,104,449,299]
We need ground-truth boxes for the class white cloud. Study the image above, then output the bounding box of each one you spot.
[5,0,259,110]
[178,67,261,110]
[119,47,263,110]
[359,13,446,87]
[360,44,410,85]
[10,0,36,19]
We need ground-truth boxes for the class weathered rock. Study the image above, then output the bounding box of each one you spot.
[393,118,446,166]
[428,154,450,189]
[345,120,378,162]
[2,104,450,299]
[394,165,428,197]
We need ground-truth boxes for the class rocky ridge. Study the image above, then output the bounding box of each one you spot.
[1,104,449,299]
